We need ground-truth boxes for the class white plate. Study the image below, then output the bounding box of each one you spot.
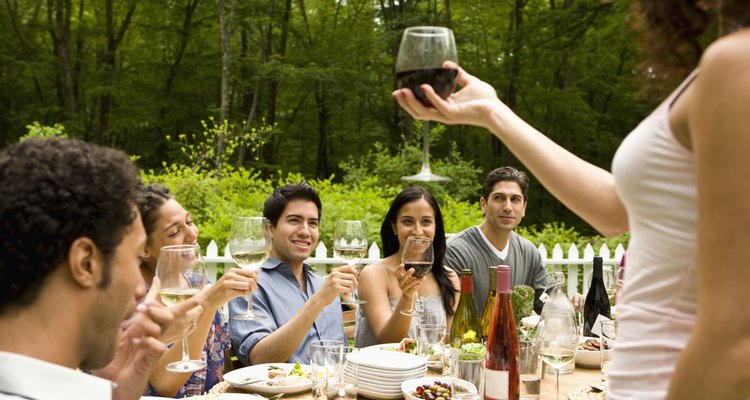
[223,363,312,394]
[401,377,477,400]
[361,342,401,352]
[142,395,264,400]
[347,348,426,371]
[358,386,405,400]
[348,364,427,379]
[521,315,540,328]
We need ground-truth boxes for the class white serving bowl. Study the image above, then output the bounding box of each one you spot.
[575,336,602,369]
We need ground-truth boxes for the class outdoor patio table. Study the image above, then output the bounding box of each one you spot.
[210,365,603,399]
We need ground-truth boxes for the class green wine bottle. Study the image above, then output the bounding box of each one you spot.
[480,265,498,342]
[450,269,482,348]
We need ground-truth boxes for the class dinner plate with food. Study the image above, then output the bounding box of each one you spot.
[223,362,313,394]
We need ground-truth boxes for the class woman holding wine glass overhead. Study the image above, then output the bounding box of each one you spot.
[393,2,750,398]
[354,186,458,347]
[136,186,258,397]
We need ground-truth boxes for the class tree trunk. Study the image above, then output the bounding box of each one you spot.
[217,0,237,173]
[96,0,136,144]
[53,0,77,116]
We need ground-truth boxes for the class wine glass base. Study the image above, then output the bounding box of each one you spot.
[401,171,451,182]
[166,359,207,373]
[341,299,367,305]
[233,313,267,321]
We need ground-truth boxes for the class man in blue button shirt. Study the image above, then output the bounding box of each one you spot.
[229,182,357,365]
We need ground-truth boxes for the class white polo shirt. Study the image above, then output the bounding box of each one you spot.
[0,352,114,400]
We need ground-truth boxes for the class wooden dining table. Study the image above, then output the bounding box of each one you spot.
[211,365,604,400]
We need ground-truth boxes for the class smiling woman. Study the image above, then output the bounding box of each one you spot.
[137,185,258,398]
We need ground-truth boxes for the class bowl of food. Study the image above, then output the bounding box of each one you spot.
[575,337,602,369]
[401,377,477,400]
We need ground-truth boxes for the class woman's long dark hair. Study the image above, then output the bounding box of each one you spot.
[636,0,750,83]
[380,186,457,316]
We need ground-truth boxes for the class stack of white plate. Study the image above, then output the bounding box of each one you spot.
[344,348,427,400]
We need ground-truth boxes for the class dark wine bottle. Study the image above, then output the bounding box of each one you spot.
[450,269,482,348]
[583,256,611,337]
[486,265,520,400]
[480,266,498,342]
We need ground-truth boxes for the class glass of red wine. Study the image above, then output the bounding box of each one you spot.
[400,236,434,317]
[396,26,458,182]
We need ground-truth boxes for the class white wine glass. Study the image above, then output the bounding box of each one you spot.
[156,244,207,372]
[537,310,579,400]
[603,264,618,306]
[395,26,458,182]
[334,220,368,305]
[230,216,271,321]
[400,236,434,317]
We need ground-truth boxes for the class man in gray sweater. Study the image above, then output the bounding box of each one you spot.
[445,166,549,315]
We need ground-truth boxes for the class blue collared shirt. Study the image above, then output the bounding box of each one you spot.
[228,257,346,365]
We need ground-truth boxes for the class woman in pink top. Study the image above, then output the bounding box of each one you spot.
[393,1,750,399]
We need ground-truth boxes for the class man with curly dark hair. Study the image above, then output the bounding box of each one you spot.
[0,138,200,400]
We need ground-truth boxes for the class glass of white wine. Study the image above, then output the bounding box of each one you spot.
[156,244,207,372]
[334,220,368,305]
[537,310,578,400]
[230,216,271,321]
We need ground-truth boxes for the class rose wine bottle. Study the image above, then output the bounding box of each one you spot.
[583,256,611,337]
[485,265,520,400]
[480,265,498,342]
[451,269,482,348]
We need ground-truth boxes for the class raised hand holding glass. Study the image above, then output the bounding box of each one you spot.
[156,244,207,372]
[230,216,270,321]
[334,220,368,305]
[400,236,433,317]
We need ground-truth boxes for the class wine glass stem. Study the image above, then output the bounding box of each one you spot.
[181,336,190,362]
[555,368,560,400]
[421,121,430,169]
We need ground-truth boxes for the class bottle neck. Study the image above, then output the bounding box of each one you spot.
[488,268,497,294]
[497,267,510,294]
[460,275,473,294]
[592,263,603,279]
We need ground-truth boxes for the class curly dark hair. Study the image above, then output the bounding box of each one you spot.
[636,0,750,80]
[380,186,457,316]
[0,138,141,316]
[263,181,322,227]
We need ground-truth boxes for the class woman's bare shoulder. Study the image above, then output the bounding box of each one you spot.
[700,29,750,76]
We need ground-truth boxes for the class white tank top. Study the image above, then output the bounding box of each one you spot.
[610,70,699,399]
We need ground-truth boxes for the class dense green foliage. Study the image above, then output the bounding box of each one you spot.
[4,0,700,240]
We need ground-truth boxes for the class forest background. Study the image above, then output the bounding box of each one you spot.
[1,0,717,252]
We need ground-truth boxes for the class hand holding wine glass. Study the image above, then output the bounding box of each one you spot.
[156,244,208,372]
[334,220,368,305]
[230,216,271,321]
[400,236,434,317]
[395,26,457,182]
[536,310,579,400]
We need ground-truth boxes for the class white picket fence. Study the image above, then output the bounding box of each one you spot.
[203,239,626,298]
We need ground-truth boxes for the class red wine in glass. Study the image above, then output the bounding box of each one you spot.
[404,261,433,277]
[397,68,458,107]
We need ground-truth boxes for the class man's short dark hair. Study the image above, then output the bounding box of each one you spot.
[263,181,322,227]
[481,166,530,201]
[0,138,141,316]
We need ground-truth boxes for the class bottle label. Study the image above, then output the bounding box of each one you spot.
[485,369,509,399]
[590,314,611,337]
